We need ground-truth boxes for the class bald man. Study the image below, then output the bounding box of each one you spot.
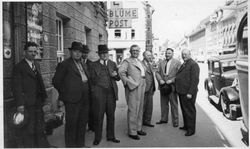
[175,49,200,136]
[142,51,155,127]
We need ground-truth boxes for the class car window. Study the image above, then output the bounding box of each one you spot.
[238,21,248,56]
[212,62,220,74]
[221,61,236,72]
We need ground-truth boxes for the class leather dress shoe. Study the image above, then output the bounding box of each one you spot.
[185,131,195,136]
[107,138,120,143]
[156,120,168,124]
[129,135,140,140]
[143,123,154,127]
[179,126,187,130]
[93,140,100,145]
[137,130,147,136]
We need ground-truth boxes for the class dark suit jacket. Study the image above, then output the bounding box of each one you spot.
[142,59,155,93]
[175,59,200,95]
[12,59,47,107]
[89,59,120,100]
[52,57,90,103]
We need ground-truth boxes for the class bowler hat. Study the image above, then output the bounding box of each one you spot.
[98,44,109,54]
[69,41,83,51]
[159,83,172,95]
[82,44,90,53]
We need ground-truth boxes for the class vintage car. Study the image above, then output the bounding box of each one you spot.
[204,54,242,120]
[236,12,248,145]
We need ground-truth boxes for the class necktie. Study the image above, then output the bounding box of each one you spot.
[32,63,37,74]
[165,60,168,74]
[104,60,107,66]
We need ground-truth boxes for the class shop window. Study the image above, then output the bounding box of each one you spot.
[131,29,135,39]
[56,18,64,63]
[115,29,121,38]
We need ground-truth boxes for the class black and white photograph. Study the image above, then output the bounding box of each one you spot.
[1,0,249,148]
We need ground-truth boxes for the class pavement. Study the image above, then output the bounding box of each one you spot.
[47,63,247,148]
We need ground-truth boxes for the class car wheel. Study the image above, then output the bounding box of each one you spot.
[220,93,233,120]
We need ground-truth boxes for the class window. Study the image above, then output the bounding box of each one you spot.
[131,29,135,39]
[238,19,248,56]
[221,61,236,72]
[114,29,121,38]
[56,18,64,63]
[212,62,220,74]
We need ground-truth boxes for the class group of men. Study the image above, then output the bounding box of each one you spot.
[12,41,199,148]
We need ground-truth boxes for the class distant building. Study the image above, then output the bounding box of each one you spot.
[107,1,153,64]
[186,0,248,61]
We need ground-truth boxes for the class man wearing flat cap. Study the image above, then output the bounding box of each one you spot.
[89,44,120,145]
[52,41,90,147]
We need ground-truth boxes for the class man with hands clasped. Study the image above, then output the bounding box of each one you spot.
[155,48,181,127]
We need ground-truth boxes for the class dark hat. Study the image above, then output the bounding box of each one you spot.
[98,44,109,54]
[82,44,90,53]
[69,41,83,51]
[159,83,172,95]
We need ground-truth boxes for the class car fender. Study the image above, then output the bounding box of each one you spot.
[220,87,239,102]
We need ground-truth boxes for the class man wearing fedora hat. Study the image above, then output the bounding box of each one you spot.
[52,41,90,147]
[89,44,120,145]
[81,44,95,132]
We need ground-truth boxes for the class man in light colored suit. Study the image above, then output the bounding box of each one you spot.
[119,44,147,140]
[155,48,181,127]
[142,51,155,127]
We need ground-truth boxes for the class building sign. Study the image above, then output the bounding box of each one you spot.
[27,2,43,59]
[108,7,138,28]
[109,18,132,28]
[110,1,123,8]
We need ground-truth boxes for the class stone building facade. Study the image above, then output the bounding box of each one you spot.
[3,2,108,147]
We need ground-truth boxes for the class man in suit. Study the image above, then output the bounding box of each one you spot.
[12,42,51,147]
[119,44,147,140]
[142,51,155,127]
[175,49,200,136]
[155,48,181,127]
[81,44,94,132]
[52,41,90,147]
[89,45,120,145]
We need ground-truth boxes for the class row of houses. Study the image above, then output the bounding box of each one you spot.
[172,0,248,61]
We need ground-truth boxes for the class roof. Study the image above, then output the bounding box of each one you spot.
[208,54,237,62]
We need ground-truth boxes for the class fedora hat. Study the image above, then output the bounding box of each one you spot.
[82,44,90,53]
[98,44,109,54]
[69,41,83,51]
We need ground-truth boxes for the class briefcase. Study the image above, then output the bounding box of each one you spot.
[44,111,64,135]
[159,83,172,95]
